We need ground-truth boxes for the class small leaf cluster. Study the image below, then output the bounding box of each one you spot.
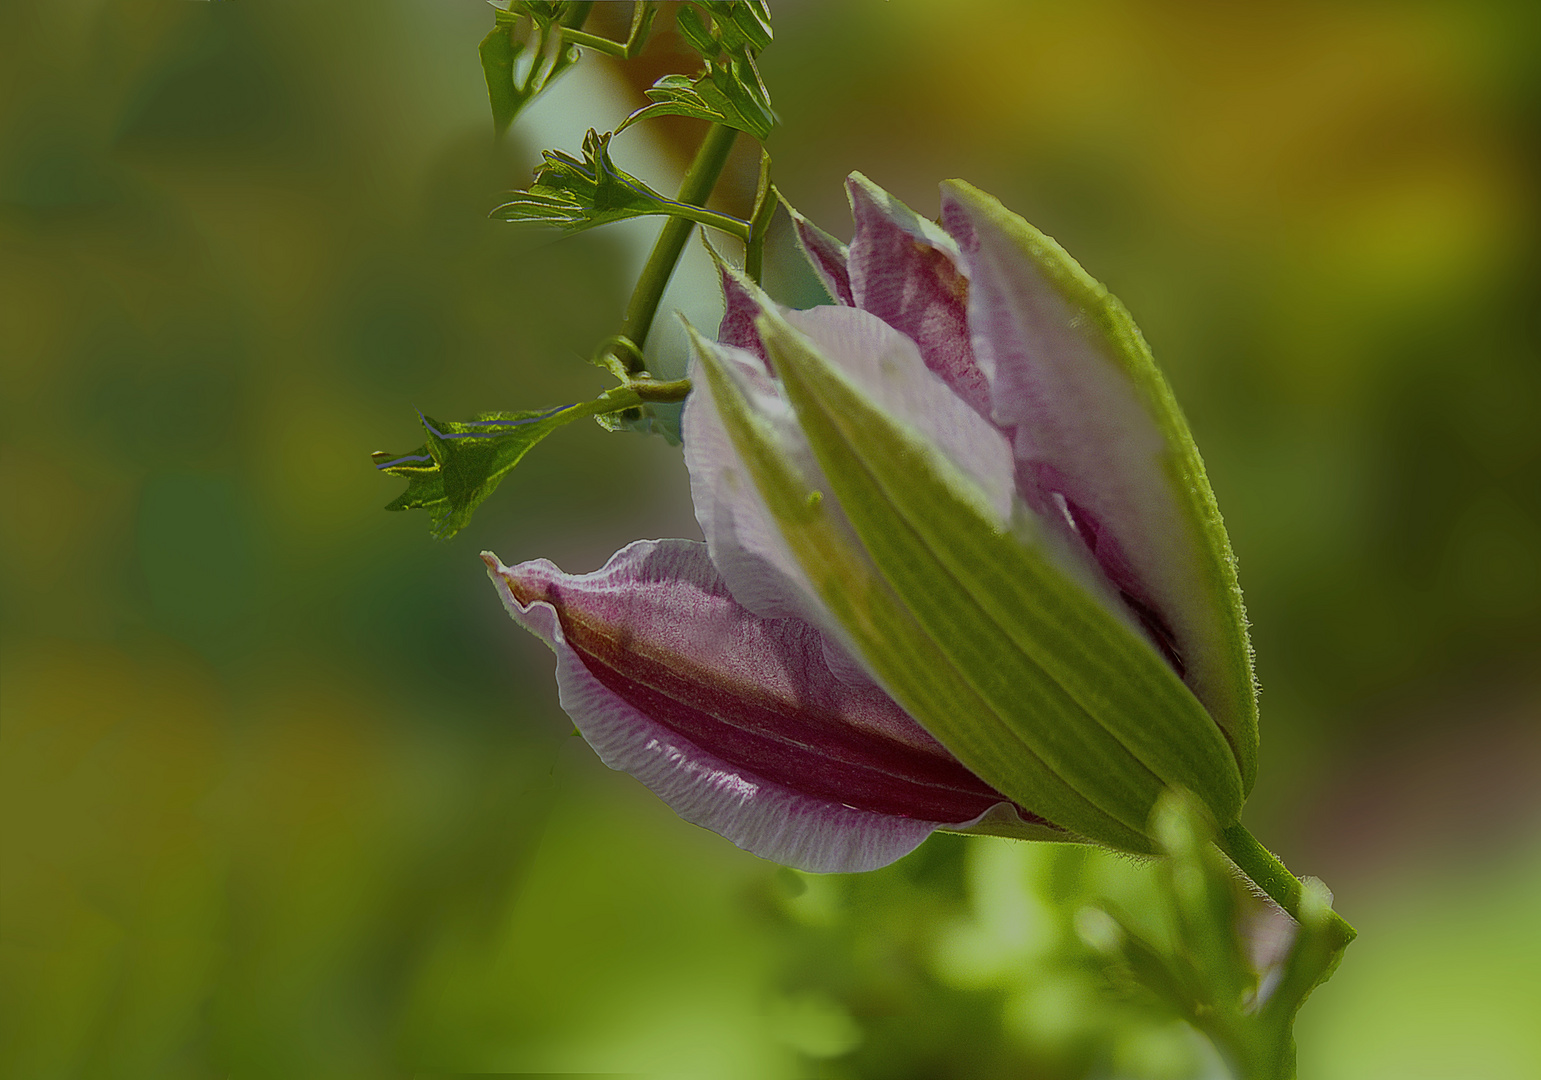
[489,128,748,239]
[373,375,689,540]
[383,3,777,539]
[619,1,776,139]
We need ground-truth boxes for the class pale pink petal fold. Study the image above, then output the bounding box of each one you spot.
[484,539,1045,872]
[683,335,838,626]
[690,292,1018,651]
[781,305,1016,526]
[845,173,993,419]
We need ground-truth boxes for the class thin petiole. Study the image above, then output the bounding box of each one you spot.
[622,122,740,350]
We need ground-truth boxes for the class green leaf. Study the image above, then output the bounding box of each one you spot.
[490,129,749,238]
[696,0,772,54]
[374,407,580,540]
[673,4,718,58]
[373,384,658,539]
[616,1,775,140]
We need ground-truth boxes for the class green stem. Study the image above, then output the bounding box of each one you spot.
[1217,824,1356,954]
[622,123,739,350]
[560,26,628,58]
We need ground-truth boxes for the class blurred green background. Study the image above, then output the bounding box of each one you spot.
[3,1,1538,1077]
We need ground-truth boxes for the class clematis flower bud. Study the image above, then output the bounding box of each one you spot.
[486,174,1258,870]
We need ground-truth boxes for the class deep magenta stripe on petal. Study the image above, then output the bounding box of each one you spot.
[499,542,1027,824]
[486,540,1053,872]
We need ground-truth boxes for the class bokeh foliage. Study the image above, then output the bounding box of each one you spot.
[2,1,1539,1077]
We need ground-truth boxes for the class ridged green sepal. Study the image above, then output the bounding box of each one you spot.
[686,322,1153,852]
[750,308,1244,846]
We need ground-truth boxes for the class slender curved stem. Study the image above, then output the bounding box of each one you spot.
[560,27,627,58]
[622,122,739,350]
[1217,823,1357,954]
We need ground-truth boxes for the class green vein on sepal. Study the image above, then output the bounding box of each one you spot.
[943,179,1259,795]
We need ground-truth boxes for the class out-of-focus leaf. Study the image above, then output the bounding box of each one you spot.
[1084,791,1338,1080]
[490,128,749,238]
[478,24,523,134]
[479,2,584,135]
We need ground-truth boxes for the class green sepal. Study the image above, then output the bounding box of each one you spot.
[742,306,1244,849]
[373,384,656,540]
[684,320,1150,852]
[942,180,1260,795]
[491,129,749,239]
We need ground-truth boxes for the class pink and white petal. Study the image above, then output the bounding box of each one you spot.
[483,539,1035,872]
[846,173,993,419]
[782,305,1016,525]
[940,181,1258,783]
[716,263,769,366]
[760,197,848,310]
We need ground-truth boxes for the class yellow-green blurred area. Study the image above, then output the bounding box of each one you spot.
[2,0,1538,1076]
